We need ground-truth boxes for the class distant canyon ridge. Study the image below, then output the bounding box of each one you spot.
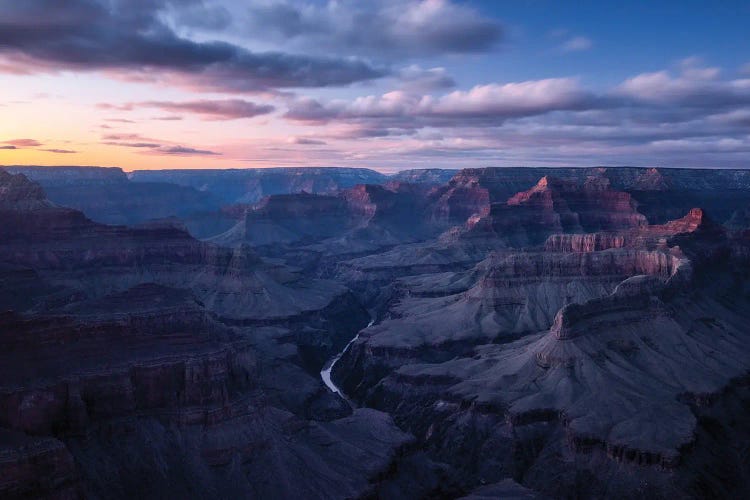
[1,165,750,499]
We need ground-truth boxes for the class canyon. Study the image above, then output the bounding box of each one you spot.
[1,165,750,499]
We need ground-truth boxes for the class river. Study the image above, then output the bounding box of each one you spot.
[320,317,374,401]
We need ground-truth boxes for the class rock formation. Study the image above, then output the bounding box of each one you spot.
[3,166,750,499]
[0,170,411,499]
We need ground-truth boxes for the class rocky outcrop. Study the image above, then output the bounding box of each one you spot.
[212,193,354,247]
[632,167,671,190]
[483,176,648,247]
[0,169,50,210]
[0,171,413,499]
[7,166,221,226]
[544,232,628,252]
[351,257,750,496]
[390,168,458,185]
[460,479,548,499]
[5,165,750,498]
[333,244,686,404]
[331,201,747,498]
[430,174,491,224]
[212,183,447,261]
[444,166,750,195]
[0,298,411,499]
[336,175,648,298]
[0,431,81,500]
[0,171,351,321]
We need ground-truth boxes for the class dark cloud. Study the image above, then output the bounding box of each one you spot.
[332,127,406,139]
[0,145,17,149]
[140,99,275,120]
[243,0,503,58]
[98,99,274,120]
[3,138,42,147]
[40,148,77,154]
[100,131,219,155]
[397,65,456,91]
[101,133,162,148]
[0,0,386,92]
[158,145,221,156]
[289,137,326,145]
[102,133,152,141]
[104,141,162,148]
[169,1,232,31]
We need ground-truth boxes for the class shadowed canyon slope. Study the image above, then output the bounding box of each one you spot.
[1,166,750,499]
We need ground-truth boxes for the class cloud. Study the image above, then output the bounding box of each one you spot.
[242,0,503,58]
[0,145,17,150]
[433,79,592,117]
[152,115,183,121]
[561,36,593,52]
[40,148,77,154]
[102,133,153,142]
[101,133,162,148]
[104,142,162,148]
[3,138,42,147]
[102,132,221,156]
[616,64,750,107]
[0,0,386,92]
[98,99,274,120]
[102,117,136,123]
[168,1,232,31]
[286,78,593,126]
[277,60,750,169]
[139,99,275,120]
[397,65,456,91]
[157,145,221,156]
[708,108,750,126]
[288,137,327,145]
[285,63,750,150]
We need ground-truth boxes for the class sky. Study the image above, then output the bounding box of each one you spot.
[0,0,749,172]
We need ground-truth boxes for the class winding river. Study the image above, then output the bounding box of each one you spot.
[320,318,374,401]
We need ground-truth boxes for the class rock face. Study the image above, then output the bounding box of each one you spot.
[485,176,647,246]
[0,170,412,499]
[212,193,354,247]
[334,175,652,313]
[429,167,750,226]
[213,183,448,267]
[130,167,389,205]
[390,168,459,185]
[4,166,750,499]
[330,176,750,498]
[6,166,222,226]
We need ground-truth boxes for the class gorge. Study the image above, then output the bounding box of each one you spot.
[1,165,750,499]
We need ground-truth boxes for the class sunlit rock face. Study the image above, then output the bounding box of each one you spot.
[329,173,750,498]
[3,166,750,499]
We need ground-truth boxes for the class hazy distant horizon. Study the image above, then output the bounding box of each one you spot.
[3,163,750,176]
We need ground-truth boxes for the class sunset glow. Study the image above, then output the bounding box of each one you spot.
[1,0,749,171]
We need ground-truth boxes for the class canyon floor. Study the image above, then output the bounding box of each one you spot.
[2,165,750,499]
